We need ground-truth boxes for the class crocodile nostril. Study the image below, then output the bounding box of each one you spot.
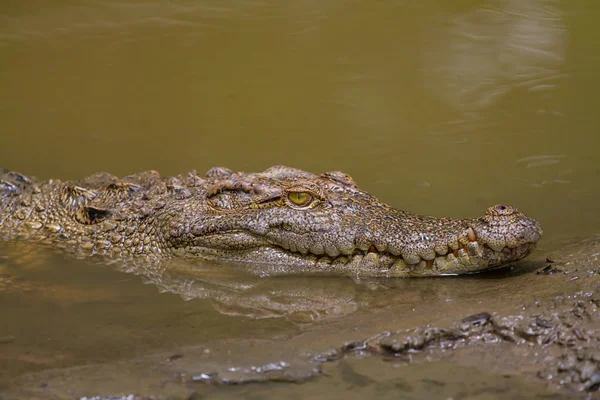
[488,204,516,216]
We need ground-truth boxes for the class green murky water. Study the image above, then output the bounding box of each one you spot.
[0,0,598,398]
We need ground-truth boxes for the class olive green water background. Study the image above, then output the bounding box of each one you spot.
[0,0,599,399]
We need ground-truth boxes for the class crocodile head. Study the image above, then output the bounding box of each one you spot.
[166,166,542,276]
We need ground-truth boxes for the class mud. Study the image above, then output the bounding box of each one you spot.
[2,236,599,399]
[341,290,600,393]
[335,236,600,396]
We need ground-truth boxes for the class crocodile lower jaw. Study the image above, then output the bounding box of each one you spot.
[304,241,536,276]
[178,240,536,277]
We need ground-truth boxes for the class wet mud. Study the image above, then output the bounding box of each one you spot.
[2,236,600,399]
[334,235,600,396]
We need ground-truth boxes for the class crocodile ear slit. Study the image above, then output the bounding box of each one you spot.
[75,206,112,224]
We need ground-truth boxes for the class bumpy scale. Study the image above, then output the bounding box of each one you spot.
[0,166,543,277]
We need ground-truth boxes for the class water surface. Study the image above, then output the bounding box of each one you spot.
[0,0,598,398]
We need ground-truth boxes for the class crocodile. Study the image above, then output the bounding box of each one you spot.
[0,166,543,277]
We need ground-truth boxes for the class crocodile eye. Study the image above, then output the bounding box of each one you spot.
[287,191,313,207]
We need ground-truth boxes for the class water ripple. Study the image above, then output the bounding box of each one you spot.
[517,154,565,168]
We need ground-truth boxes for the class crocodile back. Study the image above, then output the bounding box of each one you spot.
[0,169,39,237]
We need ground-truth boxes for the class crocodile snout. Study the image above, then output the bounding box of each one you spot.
[469,204,543,257]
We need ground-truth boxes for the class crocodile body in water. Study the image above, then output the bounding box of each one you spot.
[0,166,542,276]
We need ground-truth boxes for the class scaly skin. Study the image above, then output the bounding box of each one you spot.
[0,166,543,276]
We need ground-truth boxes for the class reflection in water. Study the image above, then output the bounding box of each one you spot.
[424,0,567,110]
[0,241,537,325]
[121,256,536,322]
[151,265,360,321]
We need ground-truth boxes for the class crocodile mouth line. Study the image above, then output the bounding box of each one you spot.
[274,227,536,272]
[288,242,535,270]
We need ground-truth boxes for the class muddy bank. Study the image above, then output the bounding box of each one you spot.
[333,235,600,396]
[2,236,599,399]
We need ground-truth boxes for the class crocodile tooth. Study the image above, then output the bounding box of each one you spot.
[467,227,477,242]
[458,230,470,246]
